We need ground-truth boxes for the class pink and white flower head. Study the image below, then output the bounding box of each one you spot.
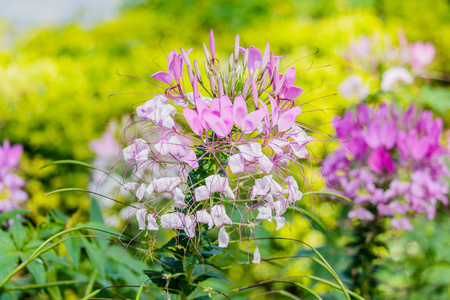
[118,30,315,256]
[409,42,435,71]
[323,104,449,230]
[0,140,28,213]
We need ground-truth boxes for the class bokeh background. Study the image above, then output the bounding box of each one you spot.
[1,0,449,299]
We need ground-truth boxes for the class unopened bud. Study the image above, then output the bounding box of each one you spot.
[261,42,270,71]
[202,42,210,62]
[180,47,191,67]
[234,34,240,61]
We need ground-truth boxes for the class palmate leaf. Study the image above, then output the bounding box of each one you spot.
[10,218,26,250]
[0,231,19,284]
[19,252,46,284]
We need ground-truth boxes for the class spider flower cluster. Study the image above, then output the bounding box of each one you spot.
[339,32,436,100]
[323,104,449,230]
[120,30,313,258]
[0,140,28,213]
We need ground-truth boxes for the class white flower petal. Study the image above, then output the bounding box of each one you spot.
[136,209,147,230]
[252,246,261,264]
[218,227,229,248]
[147,214,159,231]
[194,185,210,201]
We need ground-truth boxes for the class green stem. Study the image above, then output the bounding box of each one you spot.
[303,191,353,203]
[84,268,98,296]
[136,282,146,300]
[3,280,80,291]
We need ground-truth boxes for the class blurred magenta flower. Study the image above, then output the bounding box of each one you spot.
[0,140,28,212]
[409,41,435,71]
[323,104,449,230]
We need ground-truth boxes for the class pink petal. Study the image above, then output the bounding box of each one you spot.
[411,138,430,160]
[251,77,259,108]
[204,113,228,137]
[151,71,171,84]
[209,97,221,117]
[233,95,248,128]
[248,46,262,73]
[221,106,234,135]
[195,97,210,129]
[284,86,304,99]
[269,95,279,128]
[277,107,302,132]
[242,110,266,133]
[220,95,233,111]
[284,67,297,87]
[183,108,203,136]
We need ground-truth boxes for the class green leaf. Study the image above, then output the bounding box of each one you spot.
[83,221,113,249]
[0,210,31,225]
[83,239,106,278]
[10,218,26,250]
[194,272,234,286]
[89,198,104,224]
[179,279,196,296]
[0,232,19,284]
[19,252,46,284]
[81,289,101,300]
[290,206,327,232]
[419,86,450,115]
[64,233,81,268]
[143,270,166,287]
[160,257,183,274]
[184,254,201,267]
[40,160,97,170]
[41,251,72,268]
[200,232,212,251]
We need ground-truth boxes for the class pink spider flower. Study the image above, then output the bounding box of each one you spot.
[117,30,315,263]
[0,140,28,213]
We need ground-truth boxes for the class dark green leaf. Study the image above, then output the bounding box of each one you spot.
[143,270,166,287]
[160,257,183,274]
[179,279,196,296]
[194,272,234,286]
[200,232,212,251]
[184,254,201,267]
